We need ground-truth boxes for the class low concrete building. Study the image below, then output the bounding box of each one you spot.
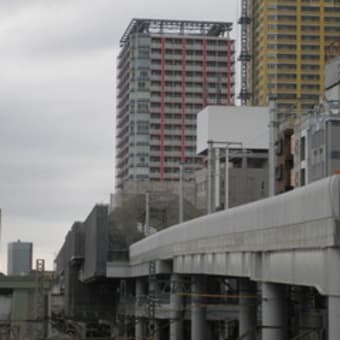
[195,105,269,211]
[0,273,52,340]
[194,150,268,211]
[279,41,340,190]
[293,101,340,187]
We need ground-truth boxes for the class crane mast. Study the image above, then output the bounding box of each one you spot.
[238,0,252,105]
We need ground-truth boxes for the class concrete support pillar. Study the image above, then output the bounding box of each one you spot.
[239,279,257,340]
[154,322,161,340]
[148,278,159,340]
[328,296,340,340]
[224,322,231,339]
[135,321,144,340]
[135,278,145,340]
[170,274,184,340]
[262,283,287,340]
[147,321,161,340]
[191,276,207,340]
[221,278,238,339]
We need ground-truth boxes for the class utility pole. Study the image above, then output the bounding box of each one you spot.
[215,148,221,209]
[144,192,150,236]
[224,145,230,210]
[207,140,214,214]
[35,259,46,340]
[223,142,243,209]
[179,163,184,223]
[268,97,277,197]
[0,210,2,273]
[208,141,242,212]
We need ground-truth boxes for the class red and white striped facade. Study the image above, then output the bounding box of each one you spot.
[116,19,235,190]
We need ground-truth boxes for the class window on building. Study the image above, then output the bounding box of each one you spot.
[138,46,149,59]
[137,100,149,113]
[331,151,340,159]
[137,121,149,135]
[300,169,306,186]
[275,165,283,180]
[300,136,306,161]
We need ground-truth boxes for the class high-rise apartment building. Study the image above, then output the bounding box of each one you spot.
[7,240,33,275]
[116,19,235,189]
[248,0,340,112]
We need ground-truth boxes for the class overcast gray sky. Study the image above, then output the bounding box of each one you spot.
[0,0,238,272]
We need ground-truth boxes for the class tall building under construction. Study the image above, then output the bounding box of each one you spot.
[116,19,235,189]
[245,0,340,112]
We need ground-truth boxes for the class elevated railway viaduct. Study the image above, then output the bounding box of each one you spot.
[107,176,340,340]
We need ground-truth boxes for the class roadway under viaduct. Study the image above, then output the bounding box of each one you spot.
[107,176,340,340]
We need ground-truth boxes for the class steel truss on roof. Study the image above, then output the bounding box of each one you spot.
[120,18,233,46]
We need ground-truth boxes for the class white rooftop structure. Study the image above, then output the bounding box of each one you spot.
[196,105,269,154]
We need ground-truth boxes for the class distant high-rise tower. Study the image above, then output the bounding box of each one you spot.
[7,240,33,275]
[248,1,340,113]
[116,19,235,189]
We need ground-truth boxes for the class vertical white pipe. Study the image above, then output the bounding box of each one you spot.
[207,141,214,213]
